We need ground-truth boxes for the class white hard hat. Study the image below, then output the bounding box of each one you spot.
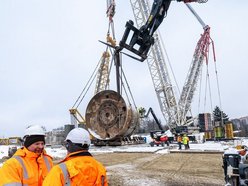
[65,128,91,146]
[24,125,45,137]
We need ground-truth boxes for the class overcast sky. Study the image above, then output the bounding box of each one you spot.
[0,1,247,137]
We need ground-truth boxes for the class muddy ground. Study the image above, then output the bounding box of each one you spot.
[94,152,225,186]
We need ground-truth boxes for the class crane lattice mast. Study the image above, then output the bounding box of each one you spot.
[178,26,211,125]
[129,0,210,129]
[129,0,179,129]
[95,0,116,94]
[94,52,111,94]
[178,3,213,125]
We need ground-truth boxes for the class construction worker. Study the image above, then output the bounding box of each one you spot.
[43,128,108,186]
[238,145,248,163]
[177,134,182,150]
[0,124,53,186]
[182,134,190,149]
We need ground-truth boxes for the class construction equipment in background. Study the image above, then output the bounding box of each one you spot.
[223,146,248,186]
[120,0,208,61]
[70,1,212,145]
[138,107,170,146]
[198,112,235,141]
[0,137,21,157]
[127,0,180,129]
[69,0,145,146]
[139,107,164,131]
[177,4,213,126]
[69,52,112,128]
[69,108,86,128]
[150,130,169,147]
[85,90,142,146]
[8,146,17,157]
[7,137,22,157]
[0,138,8,145]
[0,137,22,146]
[69,0,116,130]
[94,51,111,95]
[127,0,215,134]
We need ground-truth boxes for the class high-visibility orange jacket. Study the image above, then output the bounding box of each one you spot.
[0,147,53,186]
[43,150,108,186]
[177,136,182,143]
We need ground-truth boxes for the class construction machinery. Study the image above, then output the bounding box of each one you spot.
[139,107,164,131]
[85,90,141,146]
[150,130,169,147]
[70,0,211,146]
[8,146,17,157]
[120,0,208,61]
[138,107,169,147]
[223,146,248,186]
[70,0,145,146]
[7,137,21,157]
[139,107,170,146]
[125,0,213,134]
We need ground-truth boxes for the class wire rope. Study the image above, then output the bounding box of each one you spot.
[197,66,203,114]
[71,57,102,108]
[158,30,180,97]
[120,65,137,109]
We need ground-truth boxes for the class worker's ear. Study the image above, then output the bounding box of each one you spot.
[64,140,84,153]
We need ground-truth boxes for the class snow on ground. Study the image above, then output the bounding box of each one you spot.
[0,145,10,159]
[0,139,247,186]
[1,138,248,167]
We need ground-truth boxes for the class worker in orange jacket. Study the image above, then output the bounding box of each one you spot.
[177,134,182,150]
[43,128,108,186]
[0,125,53,186]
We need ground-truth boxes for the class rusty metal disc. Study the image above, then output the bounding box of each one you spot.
[85,90,139,140]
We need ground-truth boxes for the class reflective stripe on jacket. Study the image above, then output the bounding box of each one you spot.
[43,150,108,186]
[0,147,53,186]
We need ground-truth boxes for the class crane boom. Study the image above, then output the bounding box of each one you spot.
[129,0,179,129]
[178,27,211,125]
[128,0,209,130]
[185,3,207,28]
[94,51,110,94]
[178,4,212,125]
[122,0,206,61]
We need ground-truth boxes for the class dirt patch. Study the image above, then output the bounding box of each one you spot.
[1,151,224,185]
[94,152,225,186]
